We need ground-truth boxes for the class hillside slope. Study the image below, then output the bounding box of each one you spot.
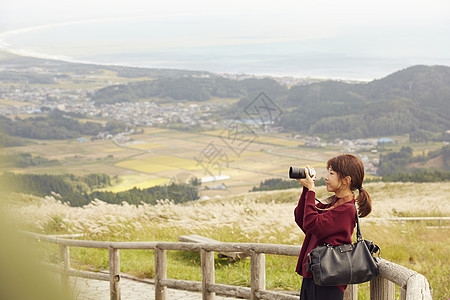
[278,65,450,138]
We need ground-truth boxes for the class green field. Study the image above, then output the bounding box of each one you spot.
[1,124,447,199]
[1,127,350,195]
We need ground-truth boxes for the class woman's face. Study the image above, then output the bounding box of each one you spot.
[325,167,343,193]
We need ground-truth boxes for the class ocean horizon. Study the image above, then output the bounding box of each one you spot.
[1,18,449,81]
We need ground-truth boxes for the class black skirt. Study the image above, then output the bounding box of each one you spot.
[300,278,343,300]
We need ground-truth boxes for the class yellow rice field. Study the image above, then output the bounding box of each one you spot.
[102,148,126,153]
[4,126,447,198]
[126,142,167,150]
[101,177,169,193]
[0,99,32,107]
[202,130,303,147]
[143,128,169,134]
[255,136,304,147]
[116,155,203,173]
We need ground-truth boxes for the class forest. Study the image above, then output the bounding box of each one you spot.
[251,177,326,192]
[0,111,127,140]
[0,152,60,168]
[0,131,25,148]
[377,145,450,176]
[0,172,199,206]
[92,76,286,105]
[270,66,450,139]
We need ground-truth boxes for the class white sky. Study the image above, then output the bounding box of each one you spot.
[0,0,449,78]
[1,0,449,40]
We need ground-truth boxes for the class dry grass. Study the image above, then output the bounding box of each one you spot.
[7,182,450,237]
[2,181,449,298]
[364,182,450,217]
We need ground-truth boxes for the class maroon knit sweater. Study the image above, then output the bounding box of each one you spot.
[294,187,357,293]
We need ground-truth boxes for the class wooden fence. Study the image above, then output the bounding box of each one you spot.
[24,232,432,300]
[364,217,450,227]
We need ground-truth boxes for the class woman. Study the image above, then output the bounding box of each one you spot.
[294,154,372,300]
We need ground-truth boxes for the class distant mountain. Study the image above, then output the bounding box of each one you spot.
[367,65,450,119]
[1,51,449,139]
[277,65,450,139]
[92,76,287,104]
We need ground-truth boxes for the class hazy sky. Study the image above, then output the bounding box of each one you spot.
[1,0,449,78]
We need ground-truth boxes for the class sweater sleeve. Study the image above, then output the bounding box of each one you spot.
[294,187,310,233]
[303,193,356,242]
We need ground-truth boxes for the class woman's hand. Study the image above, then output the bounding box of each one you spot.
[296,165,316,192]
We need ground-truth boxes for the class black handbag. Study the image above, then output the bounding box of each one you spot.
[306,203,380,286]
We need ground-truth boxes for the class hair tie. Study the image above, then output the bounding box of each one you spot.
[358,186,363,192]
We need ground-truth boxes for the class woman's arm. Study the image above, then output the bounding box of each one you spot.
[294,186,309,232]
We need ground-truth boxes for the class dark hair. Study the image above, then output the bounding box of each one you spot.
[326,154,372,217]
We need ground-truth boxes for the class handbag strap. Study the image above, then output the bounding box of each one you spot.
[352,203,363,241]
[318,195,362,240]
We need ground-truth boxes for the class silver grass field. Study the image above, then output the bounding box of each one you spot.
[3,181,449,299]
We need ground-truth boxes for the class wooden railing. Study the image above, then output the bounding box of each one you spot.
[24,232,432,300]
[364,217,450,227]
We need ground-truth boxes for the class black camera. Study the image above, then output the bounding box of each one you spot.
[289,166,316,179]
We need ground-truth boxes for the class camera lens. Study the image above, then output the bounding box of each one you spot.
[289,167,306,179]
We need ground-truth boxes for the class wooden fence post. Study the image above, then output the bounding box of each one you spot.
[59,245,70,294]
[370,277,395,300]
[343,284,358,300]
[201,249,215,300]
[155,247,167,300]
[250,252,265,300]
[109,247,121,300]
[400,287,407,300]
[404,274,432,300]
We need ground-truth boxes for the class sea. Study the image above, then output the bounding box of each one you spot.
[1,19,449,81]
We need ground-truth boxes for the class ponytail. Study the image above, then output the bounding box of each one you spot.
[356,187,372,218]
[327,154,372,218]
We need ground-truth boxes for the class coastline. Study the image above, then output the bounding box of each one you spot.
[0,47,384,83]
[1,30,447,83]
[0,24,402,82]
